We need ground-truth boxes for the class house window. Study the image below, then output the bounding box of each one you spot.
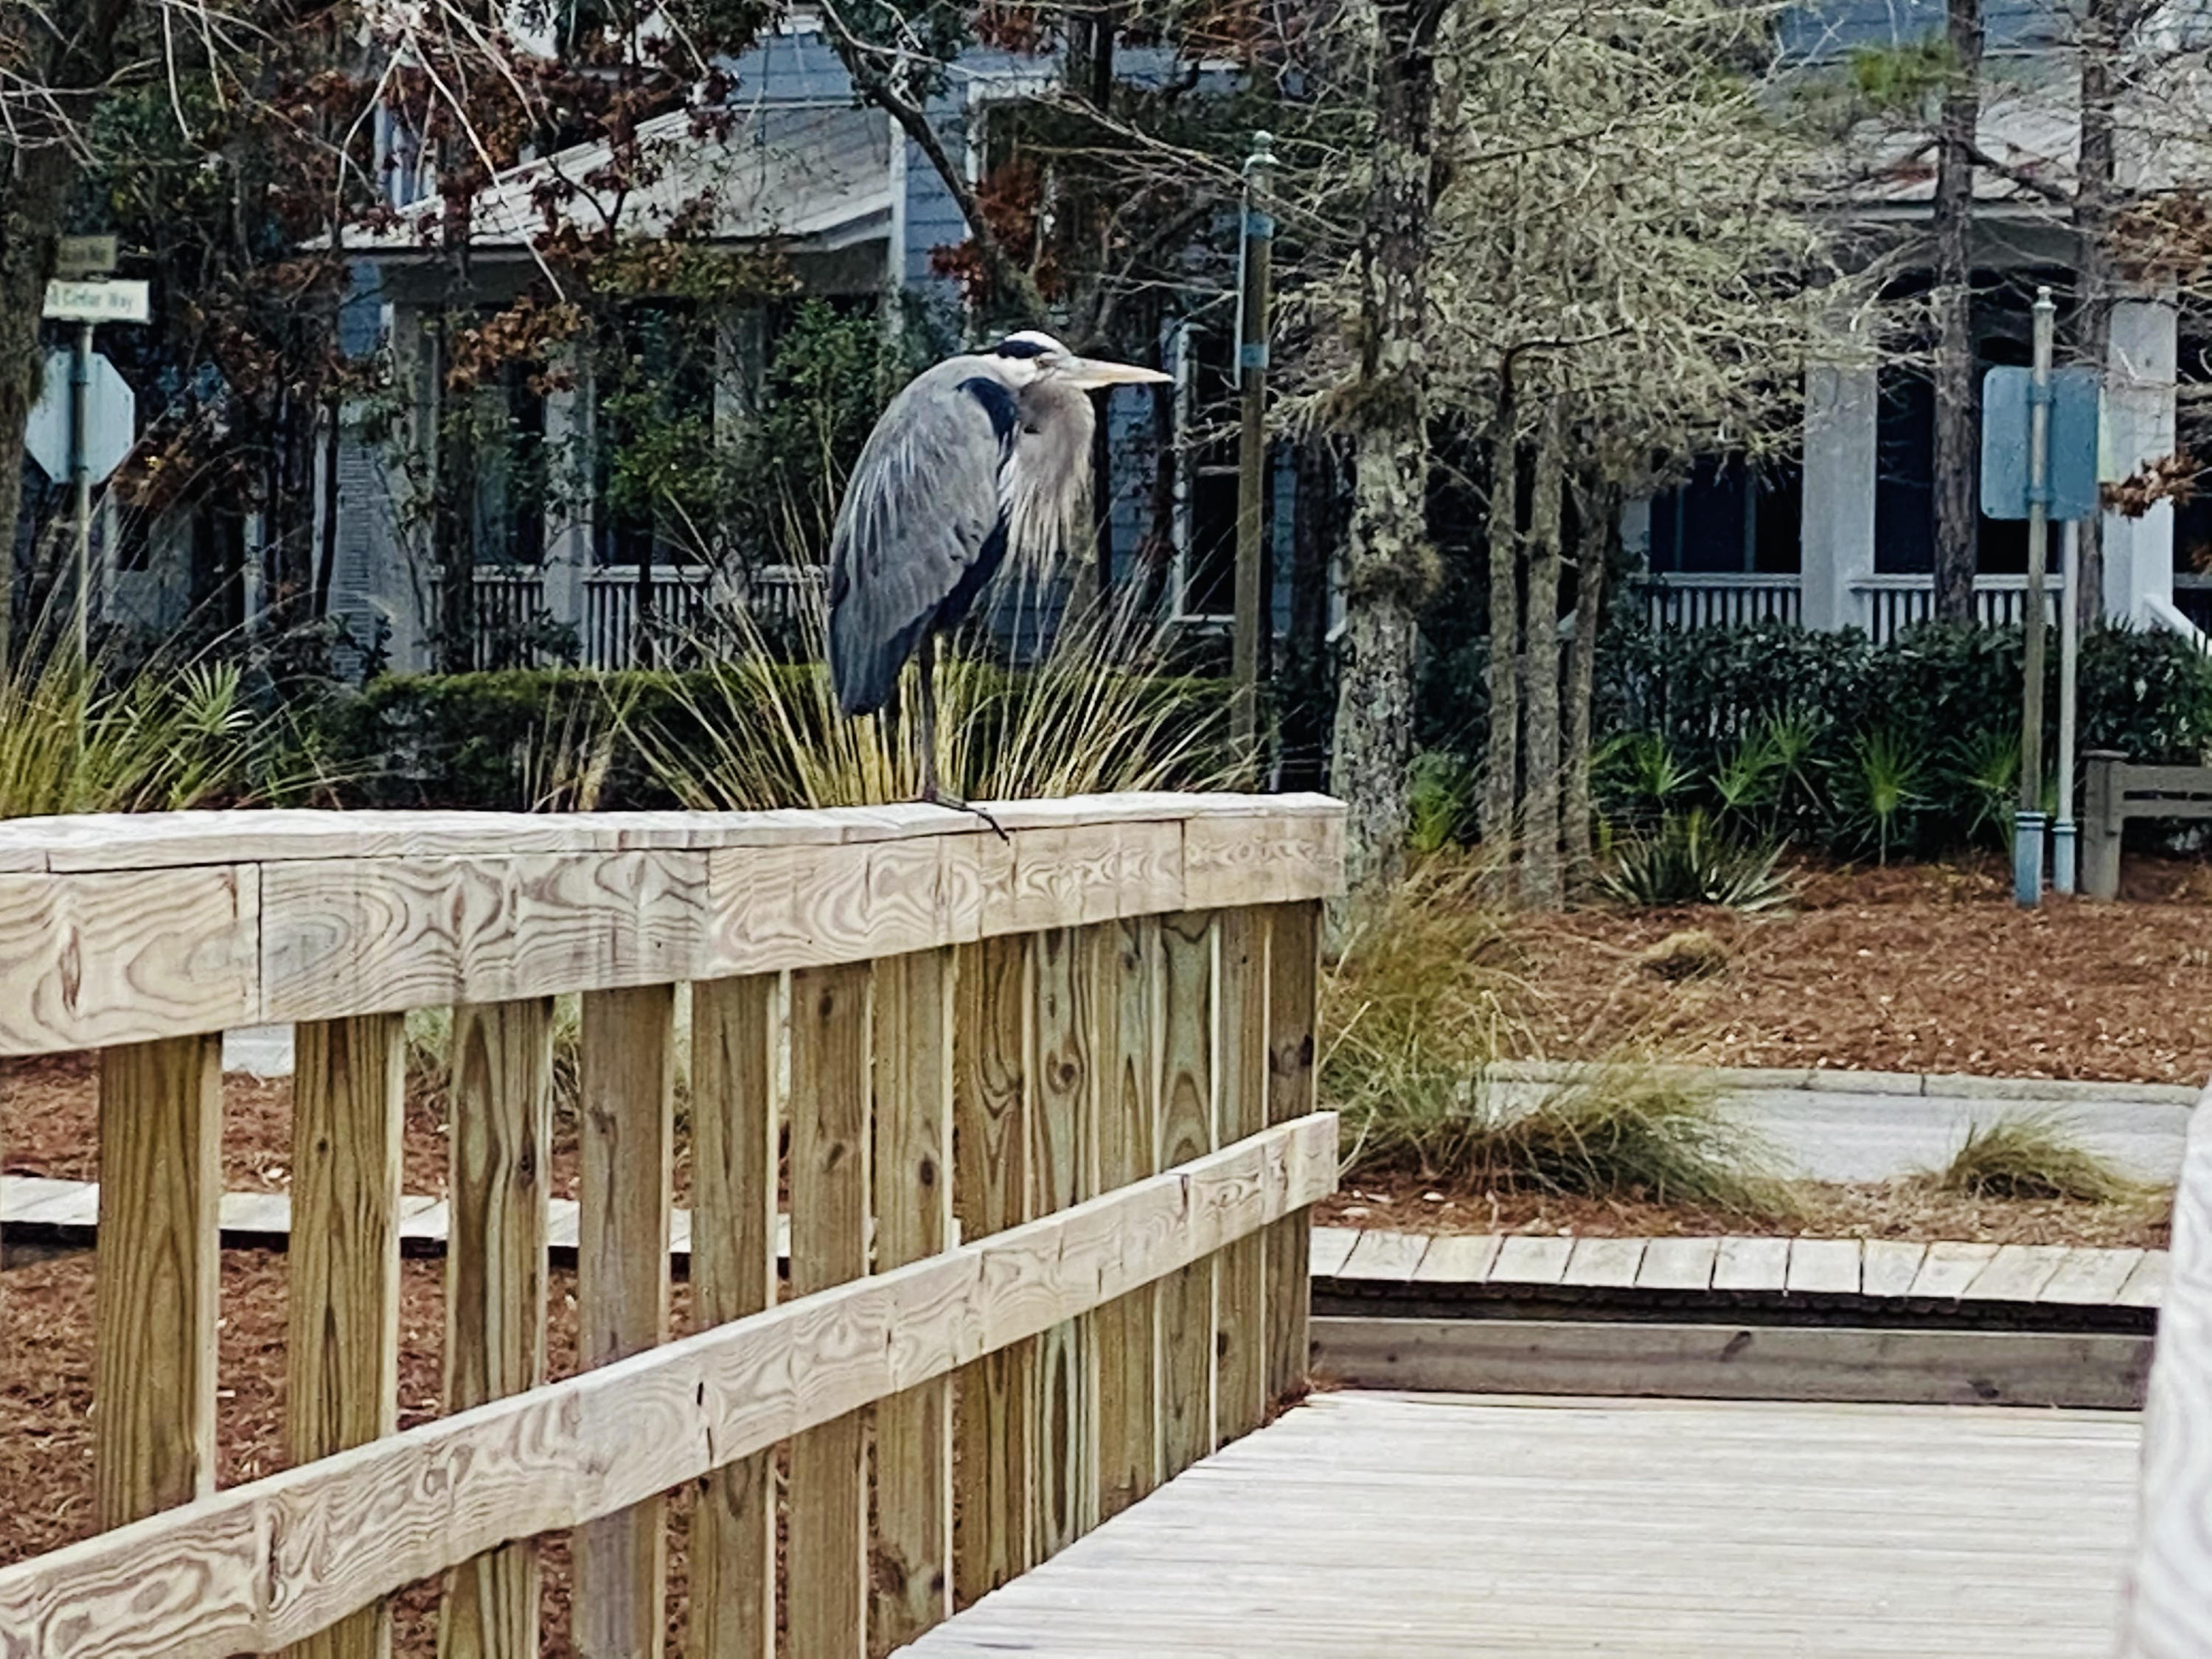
[1172,321,1241,621]
[595,300,717,566]
[1874,362,1935,574]
[471,358,547,566]
[1647,455,1802,574]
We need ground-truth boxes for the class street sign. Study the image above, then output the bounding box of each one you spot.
[1980,366,2101,521]
[55,235,118,277]
[24,349,135,483]
[41,278,150,324]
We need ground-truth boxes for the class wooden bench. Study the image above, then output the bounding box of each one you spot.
[2081,751,2212,899]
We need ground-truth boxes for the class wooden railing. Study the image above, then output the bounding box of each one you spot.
[0,793,1340,1658]
[1638,571,1804,632]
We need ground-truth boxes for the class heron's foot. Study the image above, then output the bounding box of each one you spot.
[918,782,1009,842]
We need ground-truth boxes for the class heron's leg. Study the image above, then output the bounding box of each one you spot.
[914,633,1007,841]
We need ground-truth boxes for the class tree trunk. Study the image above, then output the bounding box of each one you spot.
[1931,0,1983,622]
[1281,436,1343,793]
[1564,474,1616,887]
[1329,0,1451,899]
[1518,397,1565,908]
[2073,0,2124,621]
[1478,379,1520,852]
[0,147,74,673]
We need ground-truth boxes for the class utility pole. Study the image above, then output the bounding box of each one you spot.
[2014,285,2054,905]
[1231,130,1277,782]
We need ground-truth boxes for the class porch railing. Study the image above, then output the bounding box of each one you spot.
[1639,571,1803,632]
[1851,573,2066,645]
[0,794,1340,1658]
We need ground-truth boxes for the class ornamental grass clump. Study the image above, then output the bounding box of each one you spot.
[1933,1113,2153,1205]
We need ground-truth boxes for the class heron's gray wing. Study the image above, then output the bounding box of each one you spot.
[828,359,1013,714]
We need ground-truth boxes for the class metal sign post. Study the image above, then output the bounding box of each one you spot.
[2015,288,2056,907]
[39,270,147,665]
[2056,518,2081,894]
[1231,130,1277,785]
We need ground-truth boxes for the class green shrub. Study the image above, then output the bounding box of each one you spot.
[1599,809,1792,909]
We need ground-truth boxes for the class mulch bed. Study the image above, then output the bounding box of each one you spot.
[1505,853,2212,1086]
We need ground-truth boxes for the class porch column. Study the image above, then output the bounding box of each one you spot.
[379,302,435,672]
[540,341,591,653]
[1799,324,1878,634]
[2101,291,2178,625]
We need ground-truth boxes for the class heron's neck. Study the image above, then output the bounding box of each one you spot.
[1003,378,1096,565]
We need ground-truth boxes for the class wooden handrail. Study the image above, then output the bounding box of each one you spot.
[0,793,1342,1659]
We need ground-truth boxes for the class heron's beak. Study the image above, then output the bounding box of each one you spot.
[1064,358,1175,390]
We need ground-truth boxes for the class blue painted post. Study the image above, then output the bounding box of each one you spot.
[2015,288,2055,908]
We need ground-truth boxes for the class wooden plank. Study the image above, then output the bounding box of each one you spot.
[1561,1237,1646,1289]
[1156,911,1217,1481]
[952,933,1035,1605]
[1635,1237,1718,1293]
[94,1034,222,1528]
[574,986,676,1659]
[1213,908,1270,1443]
[688,976,780,1659]
[0,1113,1340,1659]
[1308,1228,1360,1280]
[1860,1240,1928,1299]
[1094,918,1161,1523]
[1910,1242,2002,1300]
[1711,1236,1790,1293]
[1339,1229,1432,1282]
[1262,901,1319,1403]
[871,950,956,1655]
[1181,815,1347,908]
[2039,1246,2145,1306]
[787,962,872,1659]
[1784,1238,1861,1297]
[0,868,256,1057]
[1413,1234,1503,1285]
[439,998,554,1659]
[1489,1234,1573,1287]
[1312,1318,2153,1411]
[2118,1251,2169,1308]
[1961,1244,2070,1304]
[1031,928,1099,1562]
[284,1015,405,1659]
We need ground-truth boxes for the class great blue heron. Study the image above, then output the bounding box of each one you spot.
[827,329,1171,810]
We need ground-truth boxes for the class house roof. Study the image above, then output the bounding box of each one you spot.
[347,98,892,257]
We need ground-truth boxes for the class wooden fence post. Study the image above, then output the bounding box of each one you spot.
[1214,908,1270,1444]
[1032,927,1099,1559]
[870,949,956,1655]
[787,963,872,1659]
[440,999,554,1659]
[1265,900,1321,1404]
[94,1033,221,1529]
[285,1015,406,1659]
[953,933,1035,1604]
[576,985,677,1659]
[1096,917,1161,1520]
[1157,911,1217,1479]
[2084,750,2126,902]
[688,975,781,1659]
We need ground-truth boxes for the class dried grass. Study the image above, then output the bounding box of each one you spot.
[1929,1113,2155,1205]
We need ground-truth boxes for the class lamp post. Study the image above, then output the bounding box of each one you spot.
[1231,130,1277,783]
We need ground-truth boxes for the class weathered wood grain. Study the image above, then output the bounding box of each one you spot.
[1961,1244,2070,1304]
[284,1016,405,1659]
[574,987,676,1659]
[870,950,955,1656]
[1561,1237,1646,1290]
[2124,1080,2212,1657]
[1308,1228,1360,1280]
[1860,1240,1928,1299]
[439,999,554,1659]
[1910,1242,2001,1300]
[1711,1236,1790,1293]
[1030,928,1099,1562]
[1488,1234,1573,1287]
[1181,815,1346,909]
[94,1034,222,1528]
[1784,1238,1860,1297]
[1339,1230,1431,1283]
[0,1110,1340,1659]
[687,976,780,1659]
[952,934,1035,1604]
[1413,1234,1503,1285]
[1635,1237,1718,1293]
[0,869,255,1056]
[1262,902,1318,1404]
[1156,911,1217,1481]
[788,964,872,1659]
[1094,918,1161,1523]
[1214,909,1269,1443]
[2042,1247,2146,1306]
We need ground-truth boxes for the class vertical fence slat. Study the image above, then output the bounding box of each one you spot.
[1032,927,1099,1559]
[1157,911,1217,1480]
[94,1033,221,1528]
[788,963,872,1659]
[953,933,1035,1604]
[1214,908,1269,1443]
[440,998,554,1659]
[1264,900,1321,1404]
[1096,917,1161,1520]
[870,949,956,1655]
[285,1015,405,1659]
[689,975,781,1659]
[576,985,677,1659]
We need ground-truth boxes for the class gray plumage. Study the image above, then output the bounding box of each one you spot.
[825,330,1169,807]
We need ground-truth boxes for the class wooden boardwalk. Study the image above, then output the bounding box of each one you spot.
[900,1391,2141,1658]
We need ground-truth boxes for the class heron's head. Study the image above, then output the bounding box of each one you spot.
[990,330,1172,391]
